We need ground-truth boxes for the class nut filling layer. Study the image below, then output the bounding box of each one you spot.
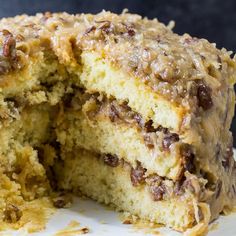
[99,153,212,203]
[61,89,198,177]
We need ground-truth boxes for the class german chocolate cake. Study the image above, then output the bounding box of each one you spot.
[0,10,235,234]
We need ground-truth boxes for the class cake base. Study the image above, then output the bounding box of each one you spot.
[54,148,208,232]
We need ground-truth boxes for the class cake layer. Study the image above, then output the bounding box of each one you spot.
[55,148,210,232]
[79,51,185,132]
[56,110,183,180]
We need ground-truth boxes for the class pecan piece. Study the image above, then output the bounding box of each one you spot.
[130,163,146,186]
[127,28,135,36]
[150,185,165,201]
[162,133,179,151]
[156,125,168,134]
[144,120,156,132]
[195,80,213,110]
[0,30,18,75]
[148,175,165,201]
[122,23,135,37]
[109,104,119,122]
[103,154,119,167]
[143,134,155,149]
[180,144,195,173]
[96,20,113,34]
[53,198,67,208]
[3,203,22,223]
[52,192,72,208]
[3,34,16,58]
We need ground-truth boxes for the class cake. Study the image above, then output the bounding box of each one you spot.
[0,10,235,234]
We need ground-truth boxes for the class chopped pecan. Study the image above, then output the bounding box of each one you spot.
[122,23,135,37]
[109,104,119,122]
[143,134,155,149]
[52,193,72,208]
[3,34,16,58]
[150,185,165,201]
[195,80,213,110]
[3,204,22,223]
[0,30,19,75]
[96,20,113,34]
[103,154,119,167]
[148,175,165,201]
[120,101,131,111]
[130,163,146,186]
[156,125,168,134]
[53,198,67,208]
[144,120,156,132]
[127,29,135,36]
[180,144,195,173]
[162,133,179,151]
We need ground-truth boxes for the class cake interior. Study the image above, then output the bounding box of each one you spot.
[0,46,234,234]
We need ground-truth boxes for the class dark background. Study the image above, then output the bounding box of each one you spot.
[0,0,236,146]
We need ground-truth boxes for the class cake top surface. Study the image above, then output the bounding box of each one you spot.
[0,10,235,106]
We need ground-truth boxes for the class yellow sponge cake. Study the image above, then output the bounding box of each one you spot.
[0,10,235,234]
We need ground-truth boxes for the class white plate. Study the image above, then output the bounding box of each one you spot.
[5,150,236,236]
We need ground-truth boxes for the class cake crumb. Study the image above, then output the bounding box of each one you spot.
[120,212,163,235]
[209,222,219,231]
[67,220,81,228]
[122,219,132,224]
[99,220,107,224]
[54,220,89,236]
